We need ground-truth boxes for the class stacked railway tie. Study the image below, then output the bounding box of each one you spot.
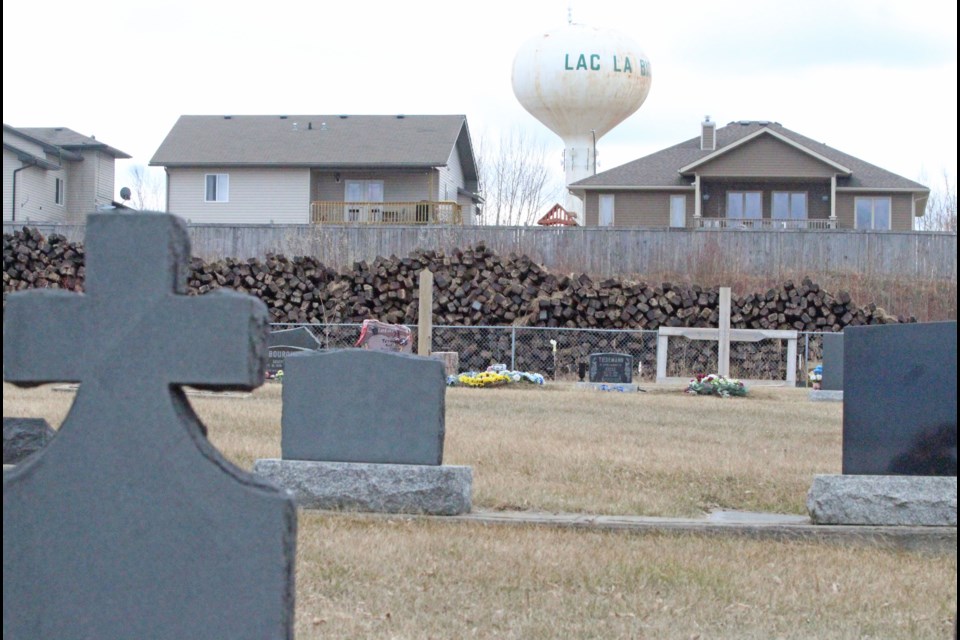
[4,226,911,345]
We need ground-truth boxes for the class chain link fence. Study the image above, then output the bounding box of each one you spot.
[271,322,834,385]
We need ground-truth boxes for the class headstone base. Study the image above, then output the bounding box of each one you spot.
[807,474,957,526]
[808,390,843,402]
[254,459,472,516]
[575,382,641,392]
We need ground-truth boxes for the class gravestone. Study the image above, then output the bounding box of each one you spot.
[356,319,413,353]
[807,321,958,525]
[3,417,56,464]
[267,326,322,376]
[255,348,471,515]
[842,322,956,476]
[589,353,633,384]
[3,214,296,638]
[821,332,844,391]
[281,349,445,465]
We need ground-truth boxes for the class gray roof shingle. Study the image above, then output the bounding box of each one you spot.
[572,121,928,191]
[16,127,131,159]
[150,114,468,167]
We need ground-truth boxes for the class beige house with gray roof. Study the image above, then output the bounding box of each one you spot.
[3,125,130,223]
[570,119,929,231]
[151,114,481,225]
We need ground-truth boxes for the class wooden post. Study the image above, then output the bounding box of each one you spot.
[718,287,731,377]
[417,269,433,356]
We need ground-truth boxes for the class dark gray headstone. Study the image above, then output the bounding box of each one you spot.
[282,349,445,465]
[3,417,56,464]
[267,327,322,376]
[821,332,844,391]
[589,353,633,383]
[3,214,296,638]
[843,321,957,476]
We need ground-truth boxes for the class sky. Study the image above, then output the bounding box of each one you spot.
[3,0,957,202]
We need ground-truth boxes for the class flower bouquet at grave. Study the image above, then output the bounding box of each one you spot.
[685,373,747,398]
[809,365,822,389]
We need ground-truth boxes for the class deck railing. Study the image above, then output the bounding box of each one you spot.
[309,201,463,225]
[696,218,837,230]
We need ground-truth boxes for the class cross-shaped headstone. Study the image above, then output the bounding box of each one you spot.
[3,214,296,639]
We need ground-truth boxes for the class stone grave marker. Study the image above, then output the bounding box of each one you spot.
[3,417,56,465]
[589,352,633,384]
[3,213,296,638]
[267,326,322,376]
[842,321,956,476]
[821,332,844,391]
[807,320,957,526]
[256,348,472,515]
[281,349,444,465]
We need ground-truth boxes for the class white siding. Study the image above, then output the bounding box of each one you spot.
[11,162,66,223]
[65,154,97,220]
[437,145,465,202]
[3,148,18,221]
[313,170,433,202]
[167,167,311,223]
[95,151,115,205]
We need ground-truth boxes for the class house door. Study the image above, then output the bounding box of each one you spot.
[599,195,614,227]
[344,180,384,222]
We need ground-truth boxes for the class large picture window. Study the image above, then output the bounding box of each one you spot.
[205,174,229,203]
[726,191,762,219]
[772,192,807,220]
[855,197,891,230]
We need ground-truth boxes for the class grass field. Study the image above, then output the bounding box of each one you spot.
[4,382,956,638]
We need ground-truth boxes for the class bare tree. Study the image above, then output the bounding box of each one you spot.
[916,169,957,232]
[476,129,562,226]
[125,165,165,211]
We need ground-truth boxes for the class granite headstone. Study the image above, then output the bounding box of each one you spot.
[821,332,844,391]
[589,353,633,384]
[3,417,56,464]
[843,321,957,476]
[267,326,322,376]
[281,349,445,465]
[3,214,296,638]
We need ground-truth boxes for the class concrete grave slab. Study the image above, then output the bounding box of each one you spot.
[254,459,472,515]
[3,417,56,465]
[3,213,296,639]
[843,321,957,476]
[281,349,445,465]
[808,475,957,526]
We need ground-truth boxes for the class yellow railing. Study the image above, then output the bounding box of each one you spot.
[309,201,463,225]
[696,218,837,230]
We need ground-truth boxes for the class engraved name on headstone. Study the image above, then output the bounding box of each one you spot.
[589,353,634,384]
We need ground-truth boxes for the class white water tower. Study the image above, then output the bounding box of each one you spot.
[512,22,652,223]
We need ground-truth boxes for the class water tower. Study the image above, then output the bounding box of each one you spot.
[512,21,652,224]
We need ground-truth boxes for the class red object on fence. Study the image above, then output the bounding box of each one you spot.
[536,203,578,227]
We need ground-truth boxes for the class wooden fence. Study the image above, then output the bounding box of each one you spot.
[4,222,956,280]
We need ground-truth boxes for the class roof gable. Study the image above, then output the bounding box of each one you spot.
[679,128,851,175]
[572,121,928,192]
[150,115,470,169]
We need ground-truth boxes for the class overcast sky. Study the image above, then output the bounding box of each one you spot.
[3,0,956,200]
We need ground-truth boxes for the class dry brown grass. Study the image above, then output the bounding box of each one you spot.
[295,515,955,639]
[4,383,955,638]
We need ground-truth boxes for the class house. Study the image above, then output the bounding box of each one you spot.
[150,114,482,225]
[3,125,131,223]
[569,118,929,230]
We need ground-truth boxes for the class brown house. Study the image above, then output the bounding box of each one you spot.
[570,118,929,230]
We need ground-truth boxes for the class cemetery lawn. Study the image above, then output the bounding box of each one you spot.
[5,383,956,639]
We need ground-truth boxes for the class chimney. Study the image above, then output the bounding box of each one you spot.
[701,116,716,151]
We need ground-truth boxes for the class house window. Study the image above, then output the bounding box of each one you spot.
[726,191,762,219]
[855,197,891,230]
[772,192,807,220]
[54,178,65,206]
[670,195,686,228]
[205,174,229,203]
[599,194,614,227]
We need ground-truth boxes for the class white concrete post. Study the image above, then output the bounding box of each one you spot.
[718,287,731,377]
[417,269,433,357]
